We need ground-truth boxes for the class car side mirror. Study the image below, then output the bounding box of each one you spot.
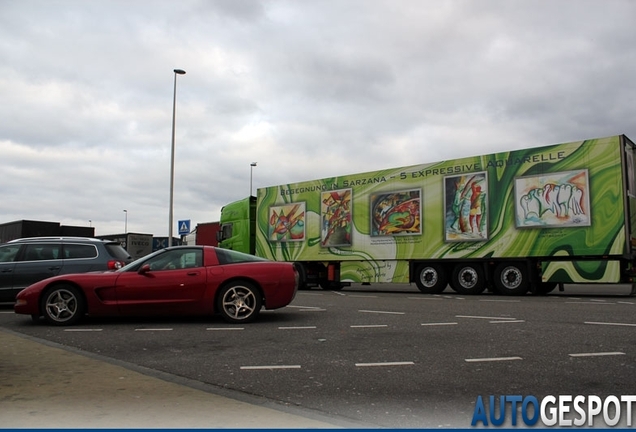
[138,264,151,275]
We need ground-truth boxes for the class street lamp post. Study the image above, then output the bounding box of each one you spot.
[250,162,257,196]
[169,68,186,246]
[123,210,128,233]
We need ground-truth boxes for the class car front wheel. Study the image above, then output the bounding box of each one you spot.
[41,285,85,326]
[217,281,263,323]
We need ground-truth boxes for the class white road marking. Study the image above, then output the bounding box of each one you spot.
[465,356,523,363]
[569,352,625,358]
[421,322,458,326]
[0,311,14,314]
[351,324,388,328]
[349,295,378,298]
[584,321,636,327]
[617,301,634,305]
[206,327,244,331]
[456,315,517,320]
[408,297,442,300]
[565,301,614,305]
[134,328,173,331]
[63,328,103,332]
[489,320,526,324]
[355,361,415,367]
[240,365,301,370]
[359,310,405,315]
[286,305,323,309]
[278,326,317,330]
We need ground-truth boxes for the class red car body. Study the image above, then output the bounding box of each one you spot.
[15,246,299,325]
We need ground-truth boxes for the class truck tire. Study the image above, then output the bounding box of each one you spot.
[493,263,529,296]
[450,264,486,295]
[294,262,309,290]
[415,264,447,294]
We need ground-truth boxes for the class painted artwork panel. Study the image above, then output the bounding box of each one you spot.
[370,189,421,237]
[515,169,590,228]
[444,172,489,241]
[321,189,353,247]
[268,202,306,242]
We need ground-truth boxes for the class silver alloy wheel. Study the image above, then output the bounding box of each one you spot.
[219,282,262,323]
[44,287,80,324]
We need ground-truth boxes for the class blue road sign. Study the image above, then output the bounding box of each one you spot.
[178,219,191,236]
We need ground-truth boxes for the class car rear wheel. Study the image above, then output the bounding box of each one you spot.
[41,285,85,326]
[217,281,263,323]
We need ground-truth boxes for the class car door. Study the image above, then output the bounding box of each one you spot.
[0,243,21,301]
[115,248,207,315]
[12,243,64,292]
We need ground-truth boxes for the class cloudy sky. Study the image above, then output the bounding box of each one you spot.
[2,0,636,238]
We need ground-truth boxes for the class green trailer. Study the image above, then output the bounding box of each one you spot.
[218,135,636,295]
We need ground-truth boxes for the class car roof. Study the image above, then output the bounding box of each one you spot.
[7,237,114,244]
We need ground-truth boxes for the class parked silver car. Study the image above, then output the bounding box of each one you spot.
[0,237,132,302]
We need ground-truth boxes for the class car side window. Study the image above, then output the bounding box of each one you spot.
[63,244,98,259]
[0,245,21,263]
[22,244,61,261]
[146,249,202,271]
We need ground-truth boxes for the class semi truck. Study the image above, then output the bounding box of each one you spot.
[217,135,636,295]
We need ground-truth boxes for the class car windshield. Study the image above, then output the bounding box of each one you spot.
[116,249,166,272]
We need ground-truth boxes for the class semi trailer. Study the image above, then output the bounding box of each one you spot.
[217,135,636,295]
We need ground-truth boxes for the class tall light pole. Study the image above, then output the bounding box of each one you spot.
[169,68,186,246]
[250,162,257,196]
[123,210,128,233]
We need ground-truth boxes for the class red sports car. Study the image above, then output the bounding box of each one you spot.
[15,246,299,325]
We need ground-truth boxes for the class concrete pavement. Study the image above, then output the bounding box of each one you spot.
[0,329,351,428]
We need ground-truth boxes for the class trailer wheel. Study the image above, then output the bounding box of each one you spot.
[415,264,447,294]
[450,264,486,295]
[294,262,309,290]
[493,263,529,296]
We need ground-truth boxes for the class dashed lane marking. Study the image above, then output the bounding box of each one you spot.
[63,328,103,332]
[584,321,636,327]
[489,320,526,324]
[456,315,517,320]
[465,356,523,363]
[206,327,244,331]
[355,361,415,367]
[240,365,301,370]
[421,322,458,326]
[134,328,173,331]
[351,324,388,328]
[278,326,317,330]
[359,310,405,315]
[569,352,626,358]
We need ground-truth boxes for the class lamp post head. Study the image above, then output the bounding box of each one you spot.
[251,162,257,167]
[174,69,186,75]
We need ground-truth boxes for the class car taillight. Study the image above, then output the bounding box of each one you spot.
[108,260,124,270]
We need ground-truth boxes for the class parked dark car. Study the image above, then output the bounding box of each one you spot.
[15,246,299,325]
[0,237,132,302]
